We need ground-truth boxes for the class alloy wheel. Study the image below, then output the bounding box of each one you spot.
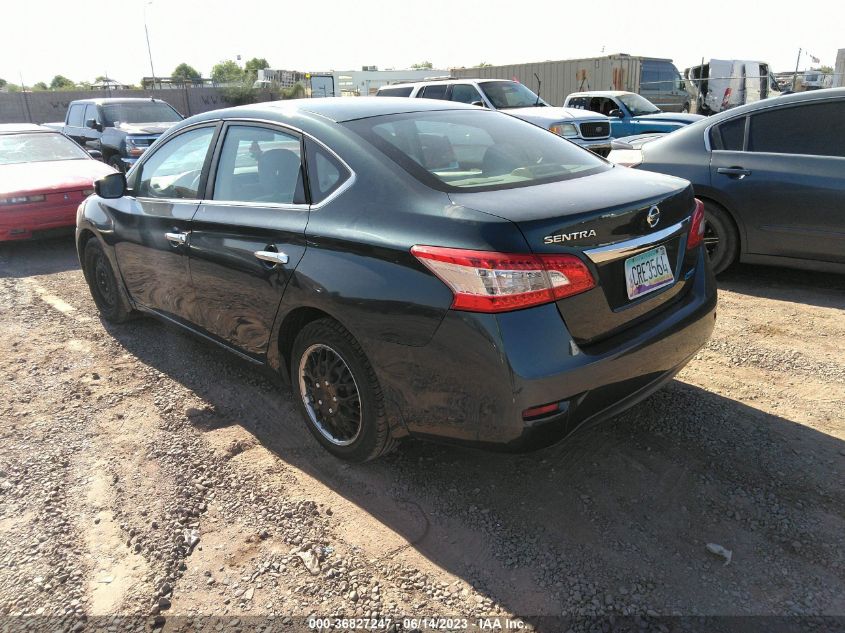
[298,343,362,446]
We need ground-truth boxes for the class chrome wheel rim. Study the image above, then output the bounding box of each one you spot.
[298,343,362,446]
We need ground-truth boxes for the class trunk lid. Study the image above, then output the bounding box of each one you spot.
[449,167,699,344]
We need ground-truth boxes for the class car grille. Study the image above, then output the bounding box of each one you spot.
[579,122,610,139]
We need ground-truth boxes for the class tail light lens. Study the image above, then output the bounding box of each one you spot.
[411,245,595,313]
[687,198,705,250]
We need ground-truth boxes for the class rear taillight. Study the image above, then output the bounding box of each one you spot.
[411,245,595,313]
[687,198,705,250]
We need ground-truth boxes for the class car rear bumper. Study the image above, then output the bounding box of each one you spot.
[0,202,78,241]
[372,247,716,449]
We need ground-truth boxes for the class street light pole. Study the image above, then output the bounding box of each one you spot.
[792,48,802,92]
[143,1,157,90]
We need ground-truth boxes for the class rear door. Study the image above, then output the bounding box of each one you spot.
[187,122,311,357]
[64,103,87,144]
[110,123,219,320]
[80,104,102,149]
[709,98,845,263]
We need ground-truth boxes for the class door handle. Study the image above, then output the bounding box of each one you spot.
[717,167,752,179]
[254,250,289,265]
[164,231,188,245]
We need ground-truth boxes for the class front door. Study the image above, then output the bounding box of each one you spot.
[187,123,309,357]
[710,99,845,263]
[110,124,218,320]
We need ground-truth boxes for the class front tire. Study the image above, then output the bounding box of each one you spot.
[702,201,739,275]
[82,238,134,323]
[291,319,395,462]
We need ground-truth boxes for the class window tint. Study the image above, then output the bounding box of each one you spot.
[711,117,746,151]
[137,126,215,199]
[306,140,351,203]
[419,85,449,100]
[748,101,845,157]
[450,84,483,104]
[67,104,85,127]
[641,68,660,91]
[568,97,587,109]
[345,110,608,192]
[213,125,304,205]
[377,87,413,97]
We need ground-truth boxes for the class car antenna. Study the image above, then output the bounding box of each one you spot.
[534,73,542,106]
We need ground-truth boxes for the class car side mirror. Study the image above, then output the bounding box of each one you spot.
[608,109,624,118]
[470,100,486,108]
[95,172,127,199]
[87,149,103,160]
[85,118,100,131]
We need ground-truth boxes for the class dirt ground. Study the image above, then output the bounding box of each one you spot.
[1,236,843,632]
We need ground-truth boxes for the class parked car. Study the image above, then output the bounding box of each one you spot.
[685,60,781,115]
[607,88,845,275]
[564,91,704,137]
[0,124,115,242]
[79,98,716,461]
[50,98,183,172]
[376,79,613,155]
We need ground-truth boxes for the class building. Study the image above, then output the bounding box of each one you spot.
[256,67,450,96]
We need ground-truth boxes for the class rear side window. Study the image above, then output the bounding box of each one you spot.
[67,104,85,127]
[377,87,413,97]
[748,101,845,157]
[212,125,305,205]
[419,85,449,100]
[305,140,351,204]
[567,97,587,109]
[710,117,746,151]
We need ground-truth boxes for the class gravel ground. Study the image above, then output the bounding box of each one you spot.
[0,236,843,632]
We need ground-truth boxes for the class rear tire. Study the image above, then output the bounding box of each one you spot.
[82,238,134,323]
[702,201,738,275]
[291,319,395,462]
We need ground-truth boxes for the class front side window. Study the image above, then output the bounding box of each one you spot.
[137,126,215,199]
[212,125,304,205]
[710,117,746,151]
[748,101,845,158]
[345,110,608,192]
[0,132,89,165]
[450,84,483,105]
[83,105,100,126]
[478,81,544,109]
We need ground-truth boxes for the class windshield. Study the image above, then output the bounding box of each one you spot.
[101,102,182,125]
[0,132,89,165]
[344,110,608,192]
[479,81,546,109]
[618,93,661,116]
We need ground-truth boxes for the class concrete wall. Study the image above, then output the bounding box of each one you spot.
[0,87,276,125]
[836,49,845,88]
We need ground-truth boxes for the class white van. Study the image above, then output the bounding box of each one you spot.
[685,60,781,114]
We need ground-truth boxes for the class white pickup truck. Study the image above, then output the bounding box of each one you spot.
[377,78,613,155]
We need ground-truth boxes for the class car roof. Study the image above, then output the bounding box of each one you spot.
[568,91,631,98]
[68,98,172,105]
[184,96,482,125]
[379,78,504,89]
[0,123,54,135]
[705,86,845,122]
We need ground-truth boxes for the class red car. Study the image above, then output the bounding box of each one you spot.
[0,124,115,241]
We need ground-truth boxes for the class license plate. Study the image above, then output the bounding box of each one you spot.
[624,245,674,300]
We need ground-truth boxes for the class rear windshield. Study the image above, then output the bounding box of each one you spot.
[101,102,182,125]
[344,110,609,192]
[0,132,88,165]
[377,87,413,97]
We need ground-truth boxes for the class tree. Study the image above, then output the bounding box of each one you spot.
[818,65,833,74]
[244,57,270,80]
[0,78,6,88]
[50,75,76,90]
[211,60,244,84]
[411,61,433,69]
[33,82,49,91]
[475,62,492,67]
[172,63,201,82]
[95,75,109,83]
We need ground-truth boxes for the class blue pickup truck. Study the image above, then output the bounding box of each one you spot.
[563,91,703,137]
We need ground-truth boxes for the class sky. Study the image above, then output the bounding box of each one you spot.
[1,0,843,87]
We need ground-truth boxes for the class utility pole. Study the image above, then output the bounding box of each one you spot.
[144,1,157,90]
[792,48,802,92]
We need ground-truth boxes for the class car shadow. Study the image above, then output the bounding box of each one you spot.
[0,234,79,278]
[105,315,845,623]
[718,263,845,309]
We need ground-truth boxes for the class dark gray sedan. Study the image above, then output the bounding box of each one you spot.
[608,88,845,274]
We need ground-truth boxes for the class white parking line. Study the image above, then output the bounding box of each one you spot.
[24,280,90,321]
